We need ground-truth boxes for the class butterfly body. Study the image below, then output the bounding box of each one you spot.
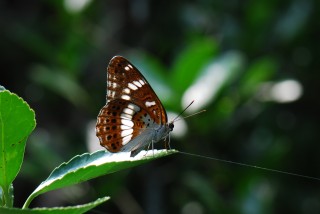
[96,56,173,156]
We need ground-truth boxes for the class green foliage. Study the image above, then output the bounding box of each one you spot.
[0,90,36,207]
[2,0,320,213]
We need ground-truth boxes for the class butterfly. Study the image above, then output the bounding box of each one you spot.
[96,56,174,157]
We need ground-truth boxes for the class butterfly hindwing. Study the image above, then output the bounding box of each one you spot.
[96,99,148,152]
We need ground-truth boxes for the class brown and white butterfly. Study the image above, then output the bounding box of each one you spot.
[96,56,174,157]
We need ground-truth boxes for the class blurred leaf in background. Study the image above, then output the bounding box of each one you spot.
[1,0,320,213]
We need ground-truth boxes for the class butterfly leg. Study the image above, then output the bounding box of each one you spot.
[152,139,155,156]
[168,134,171,150]
[144,140,155,157]
[142,142,152,157]
[164,134,171,150]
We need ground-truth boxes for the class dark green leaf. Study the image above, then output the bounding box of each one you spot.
[0,196,109,214]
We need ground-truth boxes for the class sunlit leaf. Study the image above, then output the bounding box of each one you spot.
[23,149,177,208]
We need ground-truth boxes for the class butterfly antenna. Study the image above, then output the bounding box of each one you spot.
[175,109,206,122]
[172,101,206,123]
[171,100,194,122]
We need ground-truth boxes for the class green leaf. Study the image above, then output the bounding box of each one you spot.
[24,149,177,208]
[0,90,36,206]
[0,196,109,213]
[171,38,219,95]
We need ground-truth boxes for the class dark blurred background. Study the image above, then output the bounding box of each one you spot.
[1,0,320,213]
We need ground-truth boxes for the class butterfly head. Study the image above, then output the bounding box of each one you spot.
[168,121,174,131]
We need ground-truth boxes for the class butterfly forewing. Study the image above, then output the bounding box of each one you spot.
[106,56,167,123]
[96,56,171,154]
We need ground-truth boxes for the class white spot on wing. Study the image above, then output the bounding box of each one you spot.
[139,79,145,85]
[121,129,133,137]
[128,83,138,90]
[121,113,132,119]
[121,119,134,127]
[122,134,133,145]
[145,101,156,107]
[125,66,130,71]
[133,80,142,87]
[112,82,117,88]
[121,95,131,100]
[123,88,130,94]
[121,125,131,130]
[123,108,135,115]
[127,103,140,111]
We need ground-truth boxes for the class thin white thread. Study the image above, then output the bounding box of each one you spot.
[178,151,320,181]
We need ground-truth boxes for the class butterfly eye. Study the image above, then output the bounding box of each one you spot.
[169,123,174,131]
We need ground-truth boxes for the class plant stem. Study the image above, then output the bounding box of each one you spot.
[2,184,13,208]
[22,194,34,209]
